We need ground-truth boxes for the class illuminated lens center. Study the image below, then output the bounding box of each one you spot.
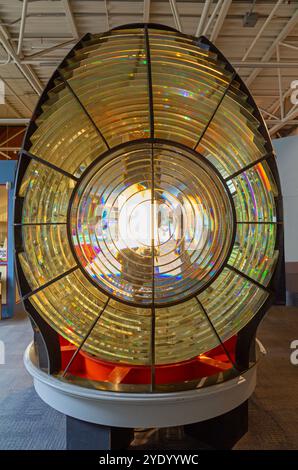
[70,144,234,306]
[119,189,177,247]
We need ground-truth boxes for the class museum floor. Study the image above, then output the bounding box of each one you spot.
[0,305,297,450]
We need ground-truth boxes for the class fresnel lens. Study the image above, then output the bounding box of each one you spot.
[15,24,283,393]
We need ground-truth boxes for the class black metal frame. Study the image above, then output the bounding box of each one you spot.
[14,23,285,386]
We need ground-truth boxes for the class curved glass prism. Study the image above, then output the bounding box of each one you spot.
[14,24,283,392]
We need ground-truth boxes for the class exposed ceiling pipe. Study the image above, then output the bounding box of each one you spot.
[169,0,182,32]
[61,0,79,39]
[24,39,76,59]
[202,0,223,36]
[0,150,11,160]
[17,0,28,56]
[268,40,298,115]
[269,87,292,115]
[276,45,284,120]
[269,107,298,135]
[104,0,110,30]
[0,146,23,151]
[259,108,279,120]
[210,0,232,42]
[143,0,150,23]
[236,0,283,73]
[245,7,298,87]
[266,120,298,125]
[0,49,10,65]
[232,61,298,68]
[0,21,43,95]
[280,42,298,51]
[196,0,212,37]
[0,128,25,146]
[0,118,30,125]
[0,33,43,95]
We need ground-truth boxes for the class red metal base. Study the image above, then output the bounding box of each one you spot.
[59,335,237,385]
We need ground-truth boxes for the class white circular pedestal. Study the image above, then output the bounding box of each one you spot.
[24,342,257,428]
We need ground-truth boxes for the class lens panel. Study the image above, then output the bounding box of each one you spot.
[14,25,281,392]
[70,143,234,305]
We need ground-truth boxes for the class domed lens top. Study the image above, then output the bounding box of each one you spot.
[70,143,234,306]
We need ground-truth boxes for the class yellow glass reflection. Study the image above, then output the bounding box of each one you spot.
[198,268,268,342]
[19,224,76,290]
[70,143,234,305]
[60,29,150,149]
[84,299,152,365]
[19,161,74,223]
[29,82,107,177]
[13,25,280,391]
[30,269,108,346]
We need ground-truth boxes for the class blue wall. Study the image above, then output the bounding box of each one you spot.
[0,160,17,318]
[273,135,298,263]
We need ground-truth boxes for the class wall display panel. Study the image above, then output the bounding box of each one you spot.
[15,24,284,393]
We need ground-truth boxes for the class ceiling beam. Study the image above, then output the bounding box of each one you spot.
[202,0,223,36]
[24,39,76,60]
[0,146,23,151]
[196,0,212,37]
[266,119,298,125]
[268,87,292,116]
[260,108,279,120]
[269,107,298,135]
[0,118,29,125]
[245,7,298,87]
[0,21,43,96]
[61,0,79,39]
[280,42,298,52]
[210,0,232,42]
[104,0,110,30]
[236,0,283,73]
[143,0,150,23]
[0,77,33,115]
[232,61,298,68]
[169,0,182,32]
[0,127,25,146]
[5,59,298,68]
[0,150,11,159]
[17,0,28,56]
[276,45,284,119]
